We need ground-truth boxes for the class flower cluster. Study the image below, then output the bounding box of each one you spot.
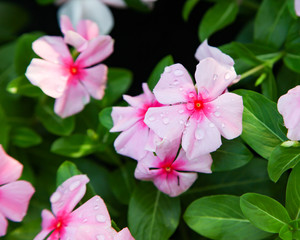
[26,15,114,118]
[111,41,244,197]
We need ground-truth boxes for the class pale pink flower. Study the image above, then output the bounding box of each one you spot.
[110,83,163,160]
[135,139,212,197]
[144,58,243,160]
[34,175,134,240]
[296,0,300,16]
[0,145,35,237]
[60,15,100,52]
[277,85,300,140]
[25,33,113,118]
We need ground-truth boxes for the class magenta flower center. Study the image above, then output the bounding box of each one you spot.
[70,66,78,75]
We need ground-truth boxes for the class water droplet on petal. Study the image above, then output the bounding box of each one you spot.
[164,66,171,73]
[213,74,218,81]
[199,87,210,99]
[160,112,164,117]
[96,235,105,240]
[148,116,155,122]
[174,69,184,76]
[186,103,194,111]
[163,118,169,124]
[224,72,231,80]
[179,120,184,125]
[188,93,195,99]
[222,123,225,128]
[214,111,221,117]
[50,192,61,203]
[179,86,184,91]
[209,123,215,128]
[56,86,64,93]
[195,129,205,140]
[173,79,179,85]
[185,121,190,127]
[216,105,220,109]
[83,218,88,223]
[96,215,106,223]
[94,205,99,210]
[69,180,81,191]
[178,109,184,114]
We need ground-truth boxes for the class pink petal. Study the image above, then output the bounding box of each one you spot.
[206,92,243,140]
[142,82,155,103]
[101,0,126,8]
[0,213,8,237]
[54,81,90,118]
[81,64,107,99]
[110,107,141,132]
[0,180,35,222]
[114,228,135,240]
[73,226,114,240]
[50,175,89,216]
[144,129,162,153]
[155,138,181,161]
[75,35,114,67]
[0,145,23,185]
[195,40,234,66]
[278,86,300,140]
[113,121,151,160]
[76,19,99,40]
[153,63,195,104]
[60,15,74,35]
[182,114,222,159]
[134,152,163,180]
[32,36,72,65]
[144,105,190,141]
[34,210,56,240]
[296,0,300,16]
[25,58,69,98]
[195,57,237,100]
[64,31,89,52]
[123,83,154,108]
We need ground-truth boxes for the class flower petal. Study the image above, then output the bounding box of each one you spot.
[0,213,8,237]
[60,15,75,35]
[296,0,300,16]
[75,35,114,67]
[114,228,135,240]
[110,106,141,132]
[101,0,126,8]
[76,19,99,40]
[32,36,72,65]
[81,64,107,99]
[50,175,89,216]
[0,181,35,222]
[153,63,195,104]
[25,58,69,98]
[64,31,89,52]
[195,57,237,100]
[206,92,243,140]
[195,40,234,66]
[57,0,114,35]
[182,113,222,159]
[0,145,23,185]
[54,81,90,118]
[34,210,56,240]
[155,138,181,161]
[123,83,155,108]
[144,105,190,141]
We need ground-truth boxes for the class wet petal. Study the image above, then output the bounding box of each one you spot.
[110,106,141,132]
[155,138,181,161]
[144,129,162,153]
[134,152,162,180]
[195,57,237,100]
[64,31,88,52]
[153,63,195,104]
[34,210,56,240]
[0,213,8,237]
[0,145,23,185]
[0,181,35,222]
[114,228,135,240]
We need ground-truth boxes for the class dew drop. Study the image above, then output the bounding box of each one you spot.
[216,105,220,109]
[163,117,169,124]
[179,86,184,91]
[83,218,88,223]
[173,79,179,85]
[94,205,99,210]
[224,72,231,80]
[50,192,61,203]
[164,66,171,73]
[174,69,184,76]
[96,215,106,223]
[222,123,225,128]
[195,129,205,140]
[188,93,195,99]
[69,180,81,191]
[178,109,184,114]
[179,120,184,125]
[148,116,155,122]
[56,85,64,93]
[96,235,105,240]
[186,103,194,111]
[213,74,218,81]
[185,121,191,127]
[209,123,215,128]
[214,111,221,117]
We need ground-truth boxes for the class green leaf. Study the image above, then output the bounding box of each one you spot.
[11,127,42,148]
[254,0,293,49]
[56,161,82,187]
[279,224,293,240]
[286,162,300,220]
[128,182,181,240]
[283,43,300,74]
[182,0,200,21]
[240,193,291,233]
[276,65,300,98]
[0,106,10,148]
[268,145,300,182]
[51,134,105,158]
[7,75,42,97]
[287,0,297,19]
[36,0,55,5]
[234,90,287,159]
[100,68,132,107]
[123,0,150,12]
[199,1,238,41]
[147,55,174,91]
[211,138,253,172]
[99,107,113,130]
[184,195,271,240]
[35,102,75,136]
[261,70,277,101]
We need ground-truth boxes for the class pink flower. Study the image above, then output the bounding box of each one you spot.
[144,58,243,160]
[277,85,300,140]
[34,175,134,240]
[60,15,100,52]
[296,0,300,16]
[135,139,212,197]
[110,83,163,160]
[0,145,35,237]
[25,32,113,118]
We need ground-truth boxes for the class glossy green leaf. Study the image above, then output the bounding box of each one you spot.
[182,0,200,21]
[211,138,253,172]
[35,102,75,136]
[286,162,300,220]
[240,193,291,233]
[279,224,293,240]
[11,127,42,148]
[184,195,270,240]
[234,90,287,159]
[268,145,300,182]
[124,0,150,12]
[0,106,10,148]
[276,65,300,98]
[99,107,113,130]
[254,0,293,49]
[56,161,82,187]
[128,182,181,240]
[147,55,174,91]
[283,43,300,74]
[7,75,42,97]
[261,70,277,101]
[199,1,238,41]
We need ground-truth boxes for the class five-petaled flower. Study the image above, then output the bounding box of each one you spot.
[0,145,35,237]
[34,174,134,240]
[277,85,300,141]
[144,58,243,160]
[110,83,163,160]
[25,27,113,118]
